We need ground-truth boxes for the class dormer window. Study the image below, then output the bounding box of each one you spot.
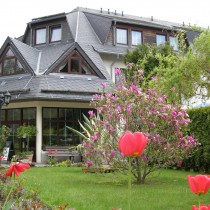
[0,49,25,76]
[131,30,142,46]
[35,28,46,45]
[116,28,128,45]
[50,25,61,43]
[169,36,178,51]
[56,51,94,75]
[156,34,166,46]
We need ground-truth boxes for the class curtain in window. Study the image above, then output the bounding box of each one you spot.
[169,37,178,51]
[156,35,166,46]
[117,29,127,44]
[132,31,142,45]
[51,27,61,42]
[36,28,46,44]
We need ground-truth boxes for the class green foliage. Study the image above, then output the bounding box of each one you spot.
[0,170,51,209]
[66,113,95,142]
[0,125,10,151]
[184,106,210,172]
[124,30,210,105]
[124,43,174,79]
[17,124,37,152]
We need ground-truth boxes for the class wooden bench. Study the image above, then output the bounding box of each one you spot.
[45,146,79,162]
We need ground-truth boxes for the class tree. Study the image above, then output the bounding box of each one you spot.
[124,42,175,80]
[124,30,210,106]
[82,64,198,183]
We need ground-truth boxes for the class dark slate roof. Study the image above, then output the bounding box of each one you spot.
[0,7,201,103]
[0,73,112,102]
[184,29,201,45]
[84,13,112,44]
[10,38,40,72]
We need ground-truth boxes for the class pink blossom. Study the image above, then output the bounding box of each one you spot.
[115,68,121,75]
[170,87,175,92]
[88,110,94,117]
[86,160,93,168]
[101,82,107,88]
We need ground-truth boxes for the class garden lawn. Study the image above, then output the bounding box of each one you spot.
[21,167,209,210]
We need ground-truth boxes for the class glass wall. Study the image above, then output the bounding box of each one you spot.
[1,108,36,151]
[42,108,89,146]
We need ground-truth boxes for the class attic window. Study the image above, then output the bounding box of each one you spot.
[35,27,46,45]
[0,48,25,76]
[116,28,128,45]
[156,34,166,46]
[50,25,61,42]
[56,51,94,75]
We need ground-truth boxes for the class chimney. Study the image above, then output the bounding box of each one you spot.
[151,16,153,21]
[115,10,117,15]
[108,9,110,14]
[122,11,124,16]
[183,22,185,26]
[100,8,102,13]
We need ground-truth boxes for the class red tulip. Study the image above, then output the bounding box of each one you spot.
[118,130,148,157]
[5,162,30,177]
[188,175,210,195]
[192,204,210,210]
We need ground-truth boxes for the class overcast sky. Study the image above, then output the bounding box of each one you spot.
[0,0,209,47]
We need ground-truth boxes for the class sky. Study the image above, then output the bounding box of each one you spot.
[0,0,209,47]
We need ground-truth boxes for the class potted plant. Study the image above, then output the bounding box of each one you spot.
[17,124,37,163]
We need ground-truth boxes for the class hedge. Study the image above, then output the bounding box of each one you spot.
[183,106,210,172]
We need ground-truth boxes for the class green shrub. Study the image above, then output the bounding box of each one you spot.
[184,106,210,172]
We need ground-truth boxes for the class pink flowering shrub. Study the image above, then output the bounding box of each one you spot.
[83,63,198,183]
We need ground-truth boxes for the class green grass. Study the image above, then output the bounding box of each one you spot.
[21,167,209,210]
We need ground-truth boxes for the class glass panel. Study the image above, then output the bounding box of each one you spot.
[59,62,68,73]
[43,108,57,120]
[3,58,15,75]
[156,34,166,46]
[7,109,21,121]
[5,49,15,57]
[117,28,127,44]
[1,110,5,121]
[71,59,79,72]
[36,28,46,45]
[58,121,73,146]
[81,63,91,74]
[169,36,178,51]
[50,26,61,42]
[132,31,142,45]
[43,121,57,146]
[23,108,36,120]
[16,61,25,74]
[0,63,2,75]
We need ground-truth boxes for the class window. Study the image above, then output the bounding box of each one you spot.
[132,31,142,46]
[57,51,94,75]
[35,28,46,45]
[156,34,166,46]
[0,49,25,76]
[50,26,61,42]
[42,108,90,146]
[169,36,178,51]
[117,28,128,45]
